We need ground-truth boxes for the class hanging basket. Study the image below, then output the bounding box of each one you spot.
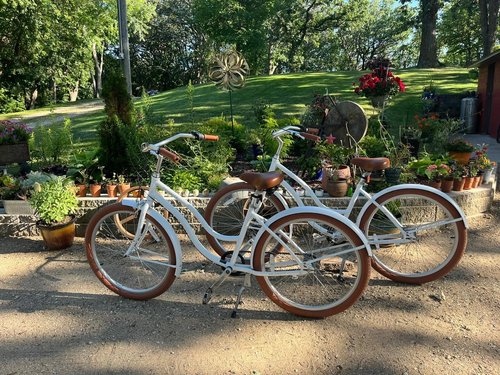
[370,95,388,108]
[0,143,30,165]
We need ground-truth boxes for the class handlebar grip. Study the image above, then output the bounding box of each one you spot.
[159,148,181,163]
[202,134,219,141]
[300,132,321,142]
[305,128,320,135]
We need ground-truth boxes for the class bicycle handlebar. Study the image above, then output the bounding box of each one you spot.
[140,131,219,163]
[272,126,321,142]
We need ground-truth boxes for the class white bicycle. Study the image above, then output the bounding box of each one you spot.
[204,126,468,285]
[85,131,373,318]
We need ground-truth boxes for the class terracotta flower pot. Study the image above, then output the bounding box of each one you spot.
[448,151,472,165]
[118,183,131,195]
[322,165,350,190]
[462,176,473,190]
[441,179,453,193]
[89,184,102,197]
[37,217,76,250]
[76,184,87,197]
[471,176,480,188]
[326,179,348,197]
[452,178,465,192]
[106,184,118,198]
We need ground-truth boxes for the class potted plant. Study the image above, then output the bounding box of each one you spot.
[0,120,33,165]
[451,164,466,191]
[105,173,118,198]
[353,57,405,108]
[89,166,104,197]
[117,175,131,195]
[316,141,354,190]
[28,176,79,250]
[444,139,474,165]
[423,163,451,190]
[384,143,411,184]
[325,170,349,197]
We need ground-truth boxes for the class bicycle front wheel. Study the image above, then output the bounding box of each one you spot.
[252,212,370,318]
[204,182,285,255]
[359,189,467,284]
[85,203,177,300]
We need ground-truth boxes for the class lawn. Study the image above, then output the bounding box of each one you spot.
[1,68,478,147]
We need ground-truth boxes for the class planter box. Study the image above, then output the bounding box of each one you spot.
[3,200,34,215]
[0,143,30,165]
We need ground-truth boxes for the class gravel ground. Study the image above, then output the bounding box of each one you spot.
[0,197,499,375]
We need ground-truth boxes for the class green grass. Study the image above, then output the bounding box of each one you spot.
[1,68,477,147]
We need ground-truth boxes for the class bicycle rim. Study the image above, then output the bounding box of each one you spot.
[204,182,285,255]
[85,204,177,300]
[359,189,467,284]
[253,213,370,318]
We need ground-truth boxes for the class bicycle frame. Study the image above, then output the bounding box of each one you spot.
[266,127,468,246]
[120,132,369,278]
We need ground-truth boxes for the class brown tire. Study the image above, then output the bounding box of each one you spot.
[252,212,371,318]
[358,188,467,284]
[85,203,177,300]
[204,182,286,256]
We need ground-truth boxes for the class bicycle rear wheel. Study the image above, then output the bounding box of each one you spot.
[85,203,177,300]
[359,189,467,284]
[204,182,285,255]
[252,212,370,318]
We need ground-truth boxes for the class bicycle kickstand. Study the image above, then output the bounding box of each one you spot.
[202,267,232,305]
[231,274,252,319]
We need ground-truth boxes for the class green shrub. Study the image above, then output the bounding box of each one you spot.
[0,88,25,114]
[31,118,73,165]
[28,176,78,224]
[359,135,387,158]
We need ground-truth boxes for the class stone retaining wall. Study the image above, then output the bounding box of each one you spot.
[0,184,495,238]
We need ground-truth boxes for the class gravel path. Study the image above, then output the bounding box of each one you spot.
[0,197,499,375]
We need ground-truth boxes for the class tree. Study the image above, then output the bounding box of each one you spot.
[417,0,441,67]
[439,0,482,66]
[479,0,500,57]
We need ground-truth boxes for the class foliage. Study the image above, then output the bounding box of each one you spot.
[0,174,20,200]
[315,141,355,168]
[31,118,73,164]
[416,115,463,153]
[471,143,493,170]
[28,176,78,225]
[0,89,24,114]
[444,138,474,153]
[67,148,100,185]
[166,169,202,191]
[0,120,33,144]
[359,135,387,158]
[354,58,405,98]
[102,71,134,127]
[424,163,451,181]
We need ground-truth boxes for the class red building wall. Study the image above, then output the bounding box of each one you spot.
[477,60,500,136]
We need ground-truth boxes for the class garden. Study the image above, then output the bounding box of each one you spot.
[0,58,496,249]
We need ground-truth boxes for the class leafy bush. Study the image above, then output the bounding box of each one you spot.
[28,176,78,224]
[359,135,387,158]
[31,118,73,164]
[0,88,25,114]
[166,168,202,191]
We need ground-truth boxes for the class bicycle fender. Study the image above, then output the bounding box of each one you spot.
[120,199,183,276]
[355,184,468,229]
[252,206,371,255]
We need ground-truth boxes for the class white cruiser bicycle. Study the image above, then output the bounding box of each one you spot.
[85,131,373,318]
[204,126,468,285]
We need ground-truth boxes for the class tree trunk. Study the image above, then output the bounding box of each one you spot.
[69,80,79,102]
[25,88,38,110]
[92,42,104,98]
[417,0,440,68]
[479,0,500,57]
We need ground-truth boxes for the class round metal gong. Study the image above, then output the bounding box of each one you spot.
[322,100,368,147]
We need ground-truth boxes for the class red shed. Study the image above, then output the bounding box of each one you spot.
[471,50,500,136]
